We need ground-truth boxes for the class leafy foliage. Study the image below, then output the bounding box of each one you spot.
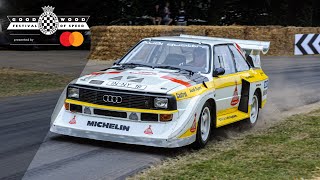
[1,0,320,26]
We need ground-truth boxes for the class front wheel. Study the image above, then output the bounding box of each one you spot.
[192,102,212,149]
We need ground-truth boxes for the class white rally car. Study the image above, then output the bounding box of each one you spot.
[51,35,270,148]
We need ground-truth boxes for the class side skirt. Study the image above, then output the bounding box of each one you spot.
[216,110,250,128]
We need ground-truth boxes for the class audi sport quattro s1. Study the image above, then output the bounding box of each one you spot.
[50,35,270,148]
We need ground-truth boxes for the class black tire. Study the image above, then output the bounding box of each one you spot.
[192,101,213,149]
[242,91,260,128]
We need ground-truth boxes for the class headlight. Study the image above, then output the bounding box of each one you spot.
[154,98,168,109]
[68,87,79,99]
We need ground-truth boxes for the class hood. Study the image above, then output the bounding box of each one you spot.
[75,67,199,93]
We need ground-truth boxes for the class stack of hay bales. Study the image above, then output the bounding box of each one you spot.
[89,26,320,60]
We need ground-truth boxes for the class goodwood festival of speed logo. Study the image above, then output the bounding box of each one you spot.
[7,6,89,36]
[38,6,59,35]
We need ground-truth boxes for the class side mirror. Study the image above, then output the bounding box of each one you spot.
[213,68,225,77]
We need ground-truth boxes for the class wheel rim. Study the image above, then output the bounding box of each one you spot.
[200,107,211,142]
[250,95,259,124]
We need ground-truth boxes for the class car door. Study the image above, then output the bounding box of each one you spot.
[228,44,252,113]
[213,45,240,115]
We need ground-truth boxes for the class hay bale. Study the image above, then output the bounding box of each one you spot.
[88,25,320,60]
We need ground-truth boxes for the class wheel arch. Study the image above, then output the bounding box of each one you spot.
[254,88,262,108]
[206,98,217,127]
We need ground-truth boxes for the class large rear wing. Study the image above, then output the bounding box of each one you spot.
[179,34,270,68]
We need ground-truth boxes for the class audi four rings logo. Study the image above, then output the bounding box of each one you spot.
[103,95,123,104]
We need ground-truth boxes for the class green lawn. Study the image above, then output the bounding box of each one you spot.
[0,68,73,97]
[131,109,320,180]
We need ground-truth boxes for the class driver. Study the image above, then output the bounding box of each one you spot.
[190,48,207,67]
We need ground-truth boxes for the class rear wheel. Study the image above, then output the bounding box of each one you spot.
[243,91,260,128]
[192,102,212,149]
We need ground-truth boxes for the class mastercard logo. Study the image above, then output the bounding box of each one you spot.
[60,31,84,47]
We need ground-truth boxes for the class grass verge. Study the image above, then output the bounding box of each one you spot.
[130,109,320,180]
[0,68,73,97]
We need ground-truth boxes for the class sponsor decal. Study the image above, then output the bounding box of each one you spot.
[264,80,269,89]
[69,115,76,124]
[231,81,239,106]
[161,75,191,87]
[176,91,188,99]
[130,71,156,75]
[144,125,153,135]
[189,86,202,93]
[245,75,254,79]
[190,114,197,133]
[60,31,84,47]
[106,81,147,90]
[218,114,237,121]
[167,43,207,48]
[87,121,130,131]
[144,41,163,45]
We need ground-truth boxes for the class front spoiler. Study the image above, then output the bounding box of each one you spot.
[50,125,195,148]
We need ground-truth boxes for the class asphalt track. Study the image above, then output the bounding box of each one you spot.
[0,51,320,180]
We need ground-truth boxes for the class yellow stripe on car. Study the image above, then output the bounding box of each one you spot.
[172,69,268,101]
[261,99,267,108]
[179,126,197,138]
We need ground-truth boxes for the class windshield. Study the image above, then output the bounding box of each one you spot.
[120,40,211,73]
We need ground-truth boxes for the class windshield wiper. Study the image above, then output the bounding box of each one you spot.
[120,63,154,68]
[153,65,195,75]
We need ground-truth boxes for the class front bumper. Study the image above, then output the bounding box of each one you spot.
[50,105,196,148]
[50,124,195,148]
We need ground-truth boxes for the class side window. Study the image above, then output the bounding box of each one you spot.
[229,45,250,72]
[214,45,236,75]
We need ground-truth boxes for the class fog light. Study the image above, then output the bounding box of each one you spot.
[64,103,70,110]
[160,114,173,122]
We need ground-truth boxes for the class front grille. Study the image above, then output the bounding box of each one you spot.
[68,84,177,110]
[80,88,152,109]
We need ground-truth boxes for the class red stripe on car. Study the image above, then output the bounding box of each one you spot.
[161,75,191,87]
[106,71,121,74]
